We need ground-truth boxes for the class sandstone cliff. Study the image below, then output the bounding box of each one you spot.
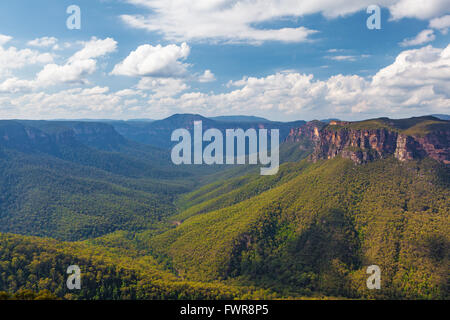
[285,118,450,164]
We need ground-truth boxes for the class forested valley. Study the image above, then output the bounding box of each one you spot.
[0,116,448,300]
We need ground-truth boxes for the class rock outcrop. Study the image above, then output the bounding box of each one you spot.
[312,128,399,164]
[285,121,323,143]
[312,127,449,164]
[285,119,450,165]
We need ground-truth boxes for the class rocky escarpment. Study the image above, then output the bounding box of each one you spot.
[311,123,450,164]
[312,127,398,164]
[285,120,323,143]
[395,131,450,163]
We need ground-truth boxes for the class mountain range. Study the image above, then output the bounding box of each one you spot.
[0,114,448,300]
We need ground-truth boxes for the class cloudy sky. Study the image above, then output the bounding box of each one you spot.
[0,0,449,121]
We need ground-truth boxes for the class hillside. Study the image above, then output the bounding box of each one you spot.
[0,115,448,300]
[147,157,449,299]
[0,119,281,241]
[0,121,202,240]
[0,233,276,300]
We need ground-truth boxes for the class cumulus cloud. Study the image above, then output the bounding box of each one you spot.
[142,44,450,120]
[1,87,124,119]
[388,0,450,20]
[429,15,450,34]
[1,39,449,120]
[137,77,189,98]
[0,37,117,92]
[0,43,54,77]
[0,34,12,46]
[198,70,216,83]
[36,59,97,86]
[27,37,58,48]
[122,0,450,44]
[400,29,436,47]
[79,86,110,95]
[111,42,190,77]
[69,37,118,62]
[372,45,450,88]
[36,37,117,86]
[0,83,155,120]
[0,77,35,93]
[115,89,145,97]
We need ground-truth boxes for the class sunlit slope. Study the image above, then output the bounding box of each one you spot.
[151,157,449,299]
[174,161,313,221]
[0,233,276,300]
[174,138,318,222]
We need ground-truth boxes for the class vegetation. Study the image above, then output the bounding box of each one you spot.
[0,233,278,300]
[147,157,449,299]
[0,149,184,240]
[327,116,448,136]
[0,117,448,300]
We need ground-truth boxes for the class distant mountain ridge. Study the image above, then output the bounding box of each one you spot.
[431,114,450,121]
[209,115,270,122]
[3,115,449,165]
[108,113,306,149]
[18,120,128,151]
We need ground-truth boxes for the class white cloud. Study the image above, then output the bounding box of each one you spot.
[388,0,450,20]
[0,37,117,92]
[372,45,450,88]
[198,70,216,83]
[0,77,35,93]
[327,55,357,62]
[142,44,450,120]
[69,37,117,62]
[36,37,117,87]
[111,42,190,77]
[0,83,162,120]
[326,54,371,62]
[36,59,97,86]
[1,87,127,119]
[121,0,328,43]
[1,38,449,120]
[327,49,344,53]
[122,0,449,44]
[400,29,436,47]
[137,77,189,98]
[27,37,58,48]
[429,15,450,34]
[0,45,54,77]
[0,34,12,46]
[115,89,144,97]
[80,86,110,95]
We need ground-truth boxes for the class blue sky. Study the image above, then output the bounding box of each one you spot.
[0,0,449,121]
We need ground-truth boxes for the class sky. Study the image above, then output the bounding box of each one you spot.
[0,0,449,121]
